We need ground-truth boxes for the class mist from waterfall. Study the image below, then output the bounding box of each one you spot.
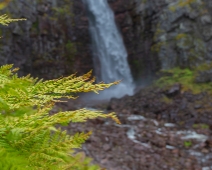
[82,0,135,100]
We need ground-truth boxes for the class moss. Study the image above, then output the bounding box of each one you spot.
[53,6,72,17]
[141,0,147,3]
[175,33,188,41]
[169,0,201,12]
[153,24,165,41]
[32,20,39,31]
[65,40,77,61]
[156,68,193,83]
[63,40,77,72]
[175,33,193,48]
[195,62,212,72]
[155,67,212,94]
[151,41,167,52]
[179,0,197,7]
[193,123,209,129]
[130,59,147,81]
[52,0,74,19]
[160,95,173,104]
[40,0,75,27]
[151,24,167,52]
[179,121,185,126]
[184,141,192,147]
[174,33,206,66]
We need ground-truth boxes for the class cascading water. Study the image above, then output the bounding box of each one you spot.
[83,0,135,100]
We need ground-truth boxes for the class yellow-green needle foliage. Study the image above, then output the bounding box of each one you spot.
[0,65,120,170]
[0,65,120,110]
[0,14,26,26]
[0,11,118,170]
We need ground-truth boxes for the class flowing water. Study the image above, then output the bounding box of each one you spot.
[82,0,135,100]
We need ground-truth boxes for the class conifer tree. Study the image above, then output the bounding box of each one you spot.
[0,14,120,169]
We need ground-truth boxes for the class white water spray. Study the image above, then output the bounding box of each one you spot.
[83,0,135,100]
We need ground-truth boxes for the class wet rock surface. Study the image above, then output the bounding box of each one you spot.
[0,0,93,79]
[2,0,212,83]
[57,86,212,170]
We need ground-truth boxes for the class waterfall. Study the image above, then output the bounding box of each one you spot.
[83,0,135,100]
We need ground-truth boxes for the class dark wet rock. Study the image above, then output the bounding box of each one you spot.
[180,98,187,109]
[106,0,212,82]
[2,0,212,84]
[195,69,212,83]
[0,0,95,79]
[166,83,181,97]
[194,104,202,109]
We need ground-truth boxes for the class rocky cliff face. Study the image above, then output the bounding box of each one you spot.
[108,0,159,83]
[1,0,212,83]
[0,0,93,79]
[109,0,212,83]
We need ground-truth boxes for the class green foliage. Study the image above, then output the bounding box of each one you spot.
[160,95,173,104]
[0,8,118,169]
[52,0,74,20]
[65,40,77,65]
[155,67,194,90]
[155,67,212,94]
[192,123,209,129]
[195,62,212,72]
[184,141,192,148]
[0,14,25,26]
[0,65,120,169]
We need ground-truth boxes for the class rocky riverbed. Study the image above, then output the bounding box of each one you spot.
[56,84,212,170]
